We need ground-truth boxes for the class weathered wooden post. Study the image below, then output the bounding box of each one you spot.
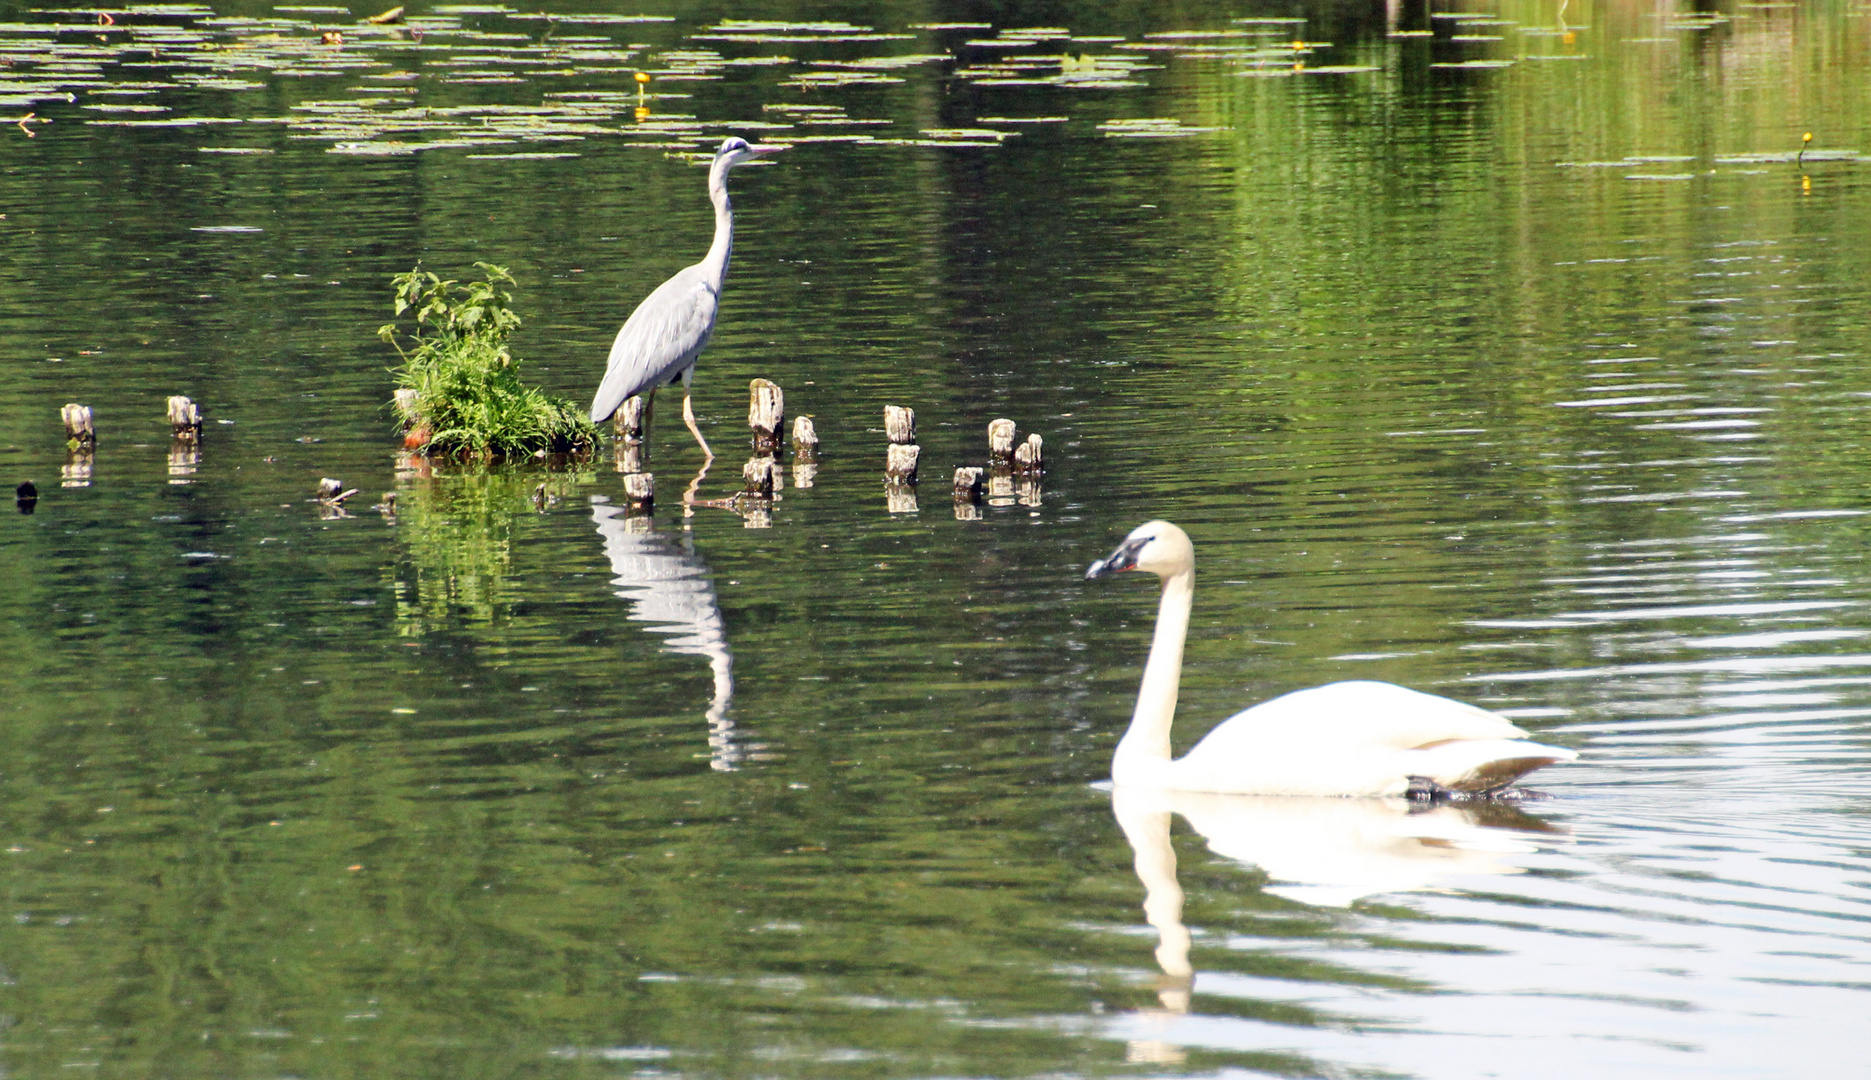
[885,405,919,485]
[317,478,357,504]
[988,470,1014,506]
[883,407,919,511]
[616,393,651,443]
[60,404,94,488]
[623,471,654,513]
[61,403,94,446]
[791,416,818,488]
[375,491,399,517]
[163,396,202,483]
[612,393,653,500]
[885,443,919,483]
[1014,433,1042,474]
[749,379,784,454]
[742,455,777,499]
[885,405,916,446]
[167,395,202,441]
[953,466,984,520]
[987,418,1017,467]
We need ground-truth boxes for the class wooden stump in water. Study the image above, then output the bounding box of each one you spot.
[1014,433,1042,475]
[988,418,1017,466]
[742,455,778,499]
[623,471,654,511]
[885,407,919,485]
[614,439,645,475]
[749,379,784,454]
[792,416,818,459]
[61,403,94,446]
[987,470,1015,506]
[953,467,984,520]
[317,477,357,504]
[885,442,920,483]
[791,416,818,487]
[617,393,651,443]
[16,480,38,514]
[885,405,916,445]
[167,396,202,441]
[953,466,984,501]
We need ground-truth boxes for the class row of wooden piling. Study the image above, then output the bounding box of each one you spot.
[881,405,1043,517]
[612,378,1043,521]
[47,388,1045,522]
[54,397,205,487]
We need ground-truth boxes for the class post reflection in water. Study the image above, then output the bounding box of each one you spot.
[1108,786,1562,1059]
[591,496,742,770]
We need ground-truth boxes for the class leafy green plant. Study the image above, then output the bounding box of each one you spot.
[379,263,596,459]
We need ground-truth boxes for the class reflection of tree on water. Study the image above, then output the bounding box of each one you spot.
[591,497,741,771]
[1108,786,1559,1064]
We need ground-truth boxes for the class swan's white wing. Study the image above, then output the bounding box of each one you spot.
[1189,680,1529,756]
[1159,681,1566,795]
[589,264,720,423]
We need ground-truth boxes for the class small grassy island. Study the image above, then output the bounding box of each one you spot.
[380,263,596,460]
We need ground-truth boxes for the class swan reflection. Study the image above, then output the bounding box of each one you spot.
[592,497,741,770]
[1109,784,1560,1057]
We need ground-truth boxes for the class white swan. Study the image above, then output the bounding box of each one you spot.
[1086,521,1577,797]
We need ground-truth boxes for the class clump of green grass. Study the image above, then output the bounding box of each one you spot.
[379,262,596,459]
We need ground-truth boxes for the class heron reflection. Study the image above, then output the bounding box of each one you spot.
[1109,786,1558,1059]
[592,497,741,770]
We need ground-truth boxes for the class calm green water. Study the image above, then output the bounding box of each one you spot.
[2,1,1870,1076]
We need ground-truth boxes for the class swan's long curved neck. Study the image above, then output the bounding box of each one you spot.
[1117,567,1192,774]
[699,162,734,286]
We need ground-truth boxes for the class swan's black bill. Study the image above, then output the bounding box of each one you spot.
[1086,535,1152,579]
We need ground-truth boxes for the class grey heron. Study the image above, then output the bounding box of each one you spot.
[589,136,783,465]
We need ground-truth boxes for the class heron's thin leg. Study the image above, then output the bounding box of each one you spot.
[682,386,714,464]
[679,372,714,515]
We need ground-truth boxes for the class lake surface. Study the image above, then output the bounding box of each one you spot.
[2,0,1869,1076]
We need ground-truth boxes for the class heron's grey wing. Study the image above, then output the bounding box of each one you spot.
[589,265,720,423]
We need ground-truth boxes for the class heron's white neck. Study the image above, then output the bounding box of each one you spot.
[699,161,734,288]
[1116,566,1192,776]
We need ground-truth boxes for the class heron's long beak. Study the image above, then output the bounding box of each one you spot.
[1086,535,1151,580]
